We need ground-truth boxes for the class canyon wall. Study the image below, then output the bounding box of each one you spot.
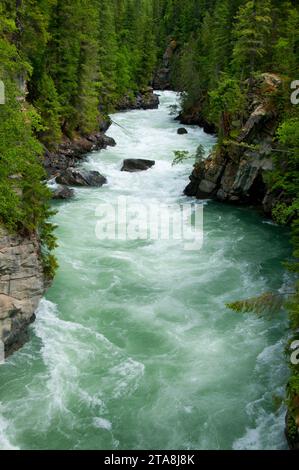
[0,227,46,356]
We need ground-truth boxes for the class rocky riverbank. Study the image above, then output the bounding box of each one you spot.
[0,227,46,356]
[45,88,159,181]
[184,73,284,214]
[0,129,113,356]
[0,87,161,356]
[0,105,114,355]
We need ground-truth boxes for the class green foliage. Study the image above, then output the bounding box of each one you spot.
[42,253,59,280]
[287,373,299,403]
[172,150,190,166]
[0,81,48,231]
[0,0,298,434]
[1,0,163,281]
[286,284,299,329]
[267,117,299,276]
[195,144,205,163]
[0,5,57,278]
[172,145,206,166]
[209,76,245,138]
[232,0,272,76]
[33,72,62,146]
[273,4,299,77]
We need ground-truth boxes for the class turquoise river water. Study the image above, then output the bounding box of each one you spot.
[0,91,292,450]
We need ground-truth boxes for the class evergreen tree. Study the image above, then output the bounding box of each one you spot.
[209,0,232,86]
[232,0,273,77]
[272,2,299,77]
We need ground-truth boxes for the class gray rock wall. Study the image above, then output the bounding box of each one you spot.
[184,74,284,213]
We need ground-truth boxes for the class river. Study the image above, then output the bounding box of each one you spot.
[0,91,291,450]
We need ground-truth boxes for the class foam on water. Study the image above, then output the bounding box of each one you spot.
[0,410,19,450]
[0,91,291,449]
[93,417,112,431]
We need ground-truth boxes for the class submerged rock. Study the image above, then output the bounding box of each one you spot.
[177,127,188,135]
[56,168,107,187]
[52,185,75,200]
[121,159,155,173]
[44,132,115,178]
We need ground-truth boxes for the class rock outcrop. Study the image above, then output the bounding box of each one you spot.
[44,129,115,178]
[184,74,284,213]
[176,107,216,135]
[0,227,46,357]
[153,40,177,90]
[56,169,107,187]
[121,159,155,173]
[116,87,159,111]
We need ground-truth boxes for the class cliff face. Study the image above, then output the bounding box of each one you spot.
[0,227,46,357]
[185,74,284,214]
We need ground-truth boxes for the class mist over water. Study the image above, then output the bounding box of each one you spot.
[0,92,291,450]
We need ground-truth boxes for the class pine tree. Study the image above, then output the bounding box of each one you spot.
[272,2,299,77]
[75,0,100,135]
[209,0,232,87]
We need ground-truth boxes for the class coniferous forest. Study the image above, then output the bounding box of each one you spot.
[0,0,299,453]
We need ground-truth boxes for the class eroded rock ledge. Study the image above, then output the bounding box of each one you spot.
[45,129,116,178]
[184,74,284,214]
[116,87,159,111]
[0,227,46,357]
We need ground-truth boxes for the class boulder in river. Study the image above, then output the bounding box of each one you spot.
[177,128,188,135]
[121,159,155,173]
[56,168,107,187]
[52,185,75,200]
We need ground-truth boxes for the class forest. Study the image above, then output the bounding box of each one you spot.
[0,0,299,451]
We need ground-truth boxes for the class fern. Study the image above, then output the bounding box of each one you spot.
[226,292,293,316]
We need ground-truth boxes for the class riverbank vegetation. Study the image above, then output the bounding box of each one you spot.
[0,0,298,446]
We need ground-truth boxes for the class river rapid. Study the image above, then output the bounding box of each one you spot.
[0,91,291,450]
